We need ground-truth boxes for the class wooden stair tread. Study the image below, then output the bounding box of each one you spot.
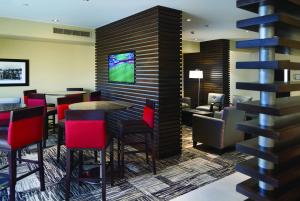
[237,178,300,201]
[236,158,300,187]
[237,114,300,140]
[236,96,300,116]
[237,13,300,33]
[236,60,300,70]
[236,82,300,92]
[236,37,300,50]
[236,0,300,14]
[236,137,300,164]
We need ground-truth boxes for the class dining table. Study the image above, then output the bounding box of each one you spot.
[0,103,25,112]
[68,100,134,184]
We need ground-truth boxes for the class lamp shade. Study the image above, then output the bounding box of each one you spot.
[189,70,203,79]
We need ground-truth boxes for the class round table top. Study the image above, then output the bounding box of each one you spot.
[0,103,25,112]
[69,101,134,111]
[45,91,86,96]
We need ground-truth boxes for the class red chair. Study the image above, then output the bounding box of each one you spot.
[0,98,22,128]
[0,107,45,201]
[89,90,101,101]
[23,89,37,106]
[117,99,157,177]
[56,95,83,162]
[64,110,113,201]
[27,93,57,147]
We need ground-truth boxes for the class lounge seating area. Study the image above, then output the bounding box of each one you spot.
[1,1,300,201]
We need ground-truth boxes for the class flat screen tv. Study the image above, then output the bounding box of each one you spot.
[108,51,135,84]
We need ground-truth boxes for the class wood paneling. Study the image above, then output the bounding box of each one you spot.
[183,39,230,107]
[95,6,182,158]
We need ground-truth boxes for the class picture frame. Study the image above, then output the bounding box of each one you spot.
[0,59,29,86]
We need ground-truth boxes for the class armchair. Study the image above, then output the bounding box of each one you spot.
[196,93,225,112]
[231,95,252,106]
[192,107,245,151]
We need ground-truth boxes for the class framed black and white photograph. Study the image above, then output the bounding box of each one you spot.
[0,59,29,86]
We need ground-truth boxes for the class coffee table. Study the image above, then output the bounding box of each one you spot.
[182,108,213,126]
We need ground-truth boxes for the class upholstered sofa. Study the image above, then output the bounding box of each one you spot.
[192,107,245,151]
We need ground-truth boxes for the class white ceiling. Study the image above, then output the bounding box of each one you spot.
[0,0,257,41]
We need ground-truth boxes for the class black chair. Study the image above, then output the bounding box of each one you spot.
[117,99,157,177]
[90,90,101,101]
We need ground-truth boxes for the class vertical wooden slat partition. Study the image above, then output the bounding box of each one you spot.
[235,0,300,200]
[183,39,230,107]
[95,6,182,158]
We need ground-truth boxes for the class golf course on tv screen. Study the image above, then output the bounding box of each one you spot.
[108,51,135,83]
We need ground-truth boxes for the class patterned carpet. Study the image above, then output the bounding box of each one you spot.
[0,126,249,201]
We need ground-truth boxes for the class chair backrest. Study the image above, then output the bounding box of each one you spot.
[66,88,83,91]
[27,93,47,108]
[90,90,101,101]
[23,89,37,105]
[232,95,252,106]
[143,99,155,128]
[207,93,225,106]
[8,106,44,150]
[65,110,106,149]
[57,95,83,120]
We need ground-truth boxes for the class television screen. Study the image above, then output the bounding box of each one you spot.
[108,51,135,83]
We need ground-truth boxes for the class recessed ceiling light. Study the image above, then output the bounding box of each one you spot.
[193,38,199,41]
[52,19,59,23]
[246,30,249,33]
[186,18,191,22]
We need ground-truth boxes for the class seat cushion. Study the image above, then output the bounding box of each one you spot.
[119,119,152,134]
[0,129,10,150]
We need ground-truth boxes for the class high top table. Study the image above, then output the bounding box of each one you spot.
[45,91,86,96]
[0,103,25,112]
[69,100,133,111]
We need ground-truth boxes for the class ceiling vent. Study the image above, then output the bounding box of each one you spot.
[53,27,91,38]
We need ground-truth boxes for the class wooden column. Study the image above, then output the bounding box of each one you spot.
[235,0,300,200]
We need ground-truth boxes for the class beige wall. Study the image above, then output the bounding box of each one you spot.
[0,37,95,103]
[182,40,200,53]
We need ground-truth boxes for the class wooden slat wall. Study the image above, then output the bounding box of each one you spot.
[183,39,230,107]
[95,6,182,158]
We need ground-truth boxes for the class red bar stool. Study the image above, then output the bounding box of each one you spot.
[64,110,113,201]
[117,99,157,177]
[56,95,82,162]
[23,89,37,106]
[89,90,101,101]
[0,107,45,201]
[27,93,57,147]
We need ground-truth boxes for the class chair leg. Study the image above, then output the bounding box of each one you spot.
[110,138,114,186]
[37,142,45,191]
[117,136,120,170]
[120,136,125,178]
[8,150,17,201]
[78,150,83,186]
[17,149,22,164]
[43,116,48,148]
[151,133,157,175]
[65,149,72,201]
[100,150,106,201]
[94,151,98,162]
[57,125,63,162]
[145,134,149,164]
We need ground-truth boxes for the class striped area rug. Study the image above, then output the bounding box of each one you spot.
[0,126,249,201]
